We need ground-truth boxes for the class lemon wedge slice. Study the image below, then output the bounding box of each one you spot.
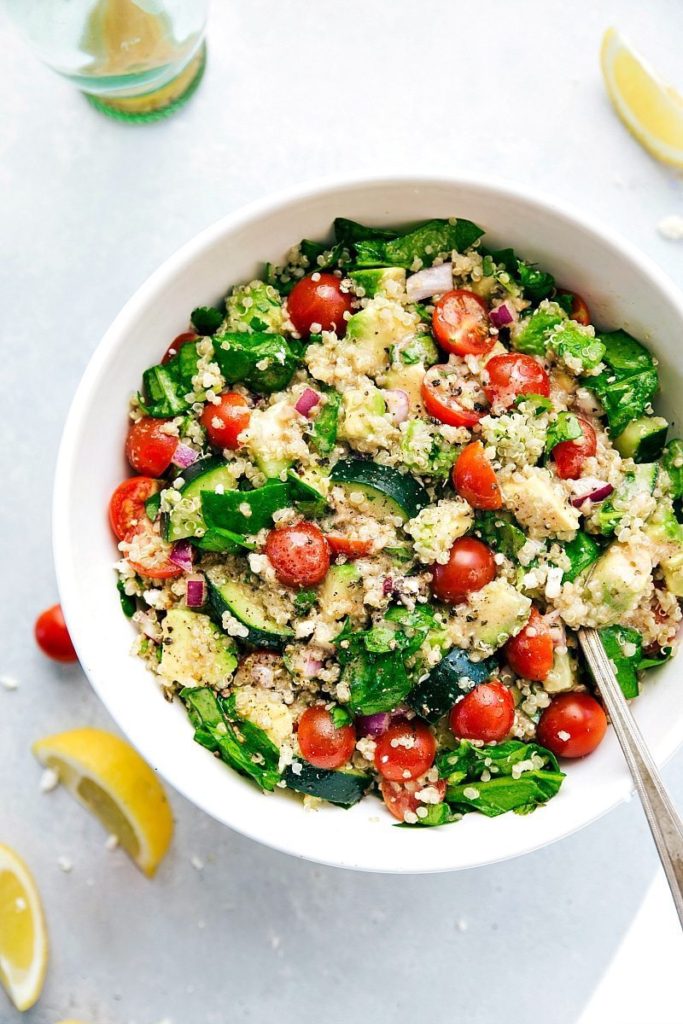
[601,27,683,167]
[0,844,48,1011]
[32,729,173,877]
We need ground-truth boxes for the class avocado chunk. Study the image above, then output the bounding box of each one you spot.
[318,563,364,622]
[338,385,389,448]
[349,267,406,299]
[458,579,532,652]
[543,649,579,694]
[160,609,238,688]
[344,297,420,377]
[645,501,683,597]
[578,540,653,626]
[224,280,285,334]
[500,466,579,540]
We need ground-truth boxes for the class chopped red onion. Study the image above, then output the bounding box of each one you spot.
[170,539,194,572]
[489,303,516,329]
[356,712,391,738]
[186,577,206,608]
[295,388,321,417]
[382,577,395,595]
[302,653,323,678]
[406,263,453,302]
[383,389,410,423]
[172,442,198,469]
[571,483,614,508]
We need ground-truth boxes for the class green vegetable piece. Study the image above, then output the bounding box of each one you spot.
[213,332,299,394]
[545,411,583,453]
[194,528,257,553]
[614,416,668,463]
[639,646,673,670]
[190,306,223,335]
[354,218,484,269]
[598,626,643,699]
[309,390,341,456]
[408,649,497,722]
[145,491,161,523]
[397,333,439,367]
[589,330,659,436]
[286,470,328,516]
[349,267,406,299]
[330,706,353,729]
[116,580,136,618]
[662,439,683,499]
[562,532,601,582]
[294,588,318,614]
[474,510,527,560]
[486,248,557,301]
[549,320,605,370]
[282,761,371,808]
[397,803,456,828]
[141,341,200,418]
[333,218,399,246]
[202,482,291,534]
[342,652,412,716]
[511,303,564,356]
[225,281,285,334]
[596,463,658,536]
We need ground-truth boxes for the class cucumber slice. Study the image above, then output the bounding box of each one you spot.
[207,575,294,649]
[408,649,497,722]
[330,459,429,520]
[164,457,238,542]
[282,761,371,808]
[614,416,668,463]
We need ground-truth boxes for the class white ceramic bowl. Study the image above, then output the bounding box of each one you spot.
[54,175,683,873]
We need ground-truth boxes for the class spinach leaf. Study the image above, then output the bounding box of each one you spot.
[598,625,642,699]
[116,580,136,618]
[549,320,606,370]
[437,738,561,781]
[486,248,556,301]
[589,330,659,436]
[299,238,347,271]
[294,588,318,614]
[562,531,601,582]
[354,218,484,269]
[474,509,527,559]
[662,439,683,500]
[145,491,161,523]
[202,482,291,534]
[446,772,565,817]
[309,390,341,456]
[545,411,583,453]
[194,527,257,554]
[397,803,457,828]
[191,306,224,335]
[181,687,280,792]
[639,646,673,670]
[141,342,200,417]
[333,218,399,246]
[511,303,565,356]
[213,332,299,394]
[330,706,353,729]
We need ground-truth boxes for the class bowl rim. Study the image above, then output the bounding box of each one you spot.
[53,172,683,872]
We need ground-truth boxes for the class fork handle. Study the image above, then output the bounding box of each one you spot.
[578,628,683,929]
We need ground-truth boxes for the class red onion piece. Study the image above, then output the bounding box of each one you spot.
[295,388,321,417]
[302,653,323,678]
[356,712,391,738]
[383,389,410,423]
[170,539,194,572]
[406,263,453,302]
[172,442,198,469]
[186,577,206,608]
[571,483,614,508]
[382,577,395,595]
[489,303,516,329]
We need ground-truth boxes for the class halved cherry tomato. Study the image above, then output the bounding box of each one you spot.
[124,520,183,580]
[125,417,178,477]
[449,681,515,742]
[200,393,251,450]
[325,534,373,559]
[109,476,161,541]
[287,273,353,337]
[430,537,496,605]
[265,522,330,588]
[35,604,78,663]
[504,607,554,681]
[537,693,607,758]
[551,417,597,480]
[421,363,487,427]
[453,441,502,510]
[483,352,550,409]
[380,777,447,822]
[432,289,493,356]
[161,331,199,364]
[558,289,590,326]
[297,706,356,769]
[374,720,437,782]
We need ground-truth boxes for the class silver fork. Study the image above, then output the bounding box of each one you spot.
[578,627,683,927]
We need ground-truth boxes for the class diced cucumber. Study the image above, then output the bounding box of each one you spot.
[596,463,658,535]
[206,574,294,649]
[282,761,371,808]
[330,459,429,520]
[164,457,238,542]
[614,416,668,463]
[408,649,497,722]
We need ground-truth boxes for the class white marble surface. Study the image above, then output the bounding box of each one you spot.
[2,2,683,1022]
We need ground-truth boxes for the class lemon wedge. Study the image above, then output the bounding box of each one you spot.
[601,27,683,167]
[0,844,48,1012]
[32,728,173,877]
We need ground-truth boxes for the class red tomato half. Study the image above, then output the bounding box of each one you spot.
[287,273,353,337]
[265,522,330,588]
[200,393,251,450]
[483,353,550,410]
[124,520,183,580]
[162,331,199,365]
[125,418,178,477]
[325,534,373,559]
[109,477,161,541]
[504,607,553,681]
[537,693,607,758]
[35,604,78,663]
[558,289,591,326]
[421,363,487,427]
[551,417,597,480]
[380,777,447,822]
[453,441,502,510]
[449,681,515,743]
[297,707,356,769]
[374,720,437,782]
[432,290,493,356]
[430,537,496,605]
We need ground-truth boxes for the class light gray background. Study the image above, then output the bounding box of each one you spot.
[2,2,683,1022]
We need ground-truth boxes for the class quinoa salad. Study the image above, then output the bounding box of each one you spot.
[109,216,683,826]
